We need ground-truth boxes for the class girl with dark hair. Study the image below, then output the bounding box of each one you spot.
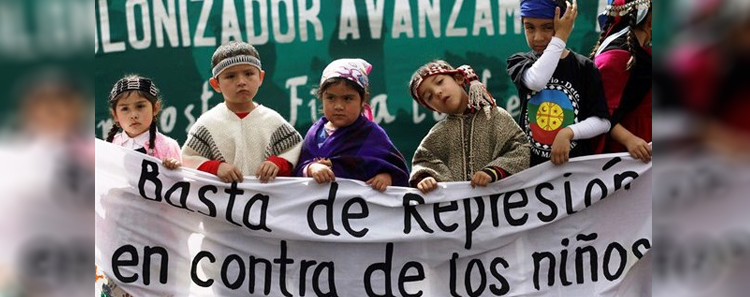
[591,0,653,162]
[295,58,409,191]
[105,75,181,169]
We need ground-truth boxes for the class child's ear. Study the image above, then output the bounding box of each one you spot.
[259,70,266,83]
[209,77,221,93]
[153,101,161,114]
[110,109,118,123]
[363,92,370,105]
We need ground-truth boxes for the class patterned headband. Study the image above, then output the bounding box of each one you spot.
[604,0,650,17]
[212,55,262,78]
[320,58,372,91]
[108,77,159,103]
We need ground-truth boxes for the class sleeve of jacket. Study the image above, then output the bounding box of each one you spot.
[181,123,220,169]
[484,107,531,175]
[265,121,303,168]
[409,124,454,187]
[164,136,183,162]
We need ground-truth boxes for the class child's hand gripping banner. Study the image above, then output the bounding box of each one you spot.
[95,139,651,296]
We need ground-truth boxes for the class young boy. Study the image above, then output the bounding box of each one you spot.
[507,0,610,166]
[181,40,304,296]
[182,41,302,183]
[409,60,530,194]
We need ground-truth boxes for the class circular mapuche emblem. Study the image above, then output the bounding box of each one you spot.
[525,83,580,151]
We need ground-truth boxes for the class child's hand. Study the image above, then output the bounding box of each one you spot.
[554,0,578,43]
[611,124,651,163]
[551,127,574,165]
[217,163,244,183]
[162,158,181,170]
[624,136,652,163]
[256,161,279,183]
[308,163,335,184]
[366,173,392,192]
[470,171,492,188]
[417,177,438,194]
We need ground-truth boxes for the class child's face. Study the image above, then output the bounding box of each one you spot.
[112,92,157,138]
[321,81,365,129]
[523,17,555,54]
[210,64,265,111]
[416,74,468,115]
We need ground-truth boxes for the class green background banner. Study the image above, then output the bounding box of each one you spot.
[95,0,605,164]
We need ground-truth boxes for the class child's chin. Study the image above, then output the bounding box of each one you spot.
[331,119,354,128]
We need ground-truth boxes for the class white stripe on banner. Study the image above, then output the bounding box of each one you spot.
[95,139,651,296]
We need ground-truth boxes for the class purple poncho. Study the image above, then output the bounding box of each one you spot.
[295,115,409,187]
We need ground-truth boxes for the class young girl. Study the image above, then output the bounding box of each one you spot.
[507,0,611,166]
[591,0,652,162]
[105,75,181,168]
[409,60,530,194]
[101,75,184,297]
[295,58,409,191]
[101,75,184,296]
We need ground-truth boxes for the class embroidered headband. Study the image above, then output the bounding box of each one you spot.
[212,55,263,78]
[108,77,159,103]
[598,0,651,30]
[320,58,372,91]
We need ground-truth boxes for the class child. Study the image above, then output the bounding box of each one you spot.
[295,58,409,191]
[182,41,302,183]
[507,0,611,166]
[591,0,652,162]
[181,40,304,296]
[409,60,530,194]
[102,75,181,297]
[105,75,181,169]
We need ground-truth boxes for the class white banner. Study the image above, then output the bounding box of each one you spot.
[95,139,651,297]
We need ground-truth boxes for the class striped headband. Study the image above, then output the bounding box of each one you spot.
[212,55,262,78]
[108,77,159,103]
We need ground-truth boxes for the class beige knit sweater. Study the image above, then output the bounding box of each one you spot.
[182,103,302,174]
